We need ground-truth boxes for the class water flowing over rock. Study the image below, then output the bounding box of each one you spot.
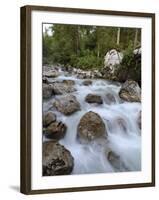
[85,94,103,104]
[77,111,107,142]
[53,95,80,115]
[137,111,141,129]
[43,112,56,127]
[119,80,141,102]
[44,121,67,140]
[43,141,74,176]
[115,118,127,133]
[106,150,128,171]
[42,64,141,174]
[82,80,92,86]
[43,83,53,99]
[104,93,116,105]
[44,77,57,84]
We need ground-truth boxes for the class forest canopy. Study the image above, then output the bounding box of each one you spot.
[43,24,141,70]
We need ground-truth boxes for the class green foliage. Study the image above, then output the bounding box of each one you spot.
[118,46,141,82]
[43,24,141,73]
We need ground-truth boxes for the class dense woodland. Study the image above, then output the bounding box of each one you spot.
[43,24,141,69]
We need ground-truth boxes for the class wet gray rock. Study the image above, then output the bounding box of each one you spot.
[52,82,76,95]
[43,141,74,176]
[54,95,80,115]
[45,78,57,84]
[82,80,92,86]
[137,111,141,129]
[104,93,116,105]
[106,150,128,171]
[43,83,53,99]
[44,120,67,140]
[115,118,127,133]
[119,80,141,102]
[43,112,56,127]
[43,70,59,78]
[62,79,75,85]
[77,111,107,142]
[85,94,103,104]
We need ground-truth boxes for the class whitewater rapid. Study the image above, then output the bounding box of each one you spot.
[43,72,141,174]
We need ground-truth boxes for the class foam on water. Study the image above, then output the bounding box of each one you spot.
[43,72,141,174]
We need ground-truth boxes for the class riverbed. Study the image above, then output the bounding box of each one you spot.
[43,67,141,175]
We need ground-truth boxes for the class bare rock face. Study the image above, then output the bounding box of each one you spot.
[53,95,80,115]
[43,141,74,176]
[77,111,107,142]
[43,112,56,127]
[119,80,141,102]
[43,84,53,99]
[82,80,92,86]
[44,121,67,140]
[85,94,103,104]
[52,82,76,95]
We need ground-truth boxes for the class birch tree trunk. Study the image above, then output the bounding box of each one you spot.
[117,28,120,45]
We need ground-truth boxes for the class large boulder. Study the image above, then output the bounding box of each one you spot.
[44,121,67,140]
[43,141,74,176]
[53,95,80,115]
[52,82,76,95]
[43,112,56,127]
[77,111,107,142]
[104,49,123,67]
[119,80,141,102]
[85,94,103,104]
[43,83,53,99]
[102,49,123,80]
[101,48,141,83]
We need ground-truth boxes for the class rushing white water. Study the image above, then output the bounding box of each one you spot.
[43,69,141,174]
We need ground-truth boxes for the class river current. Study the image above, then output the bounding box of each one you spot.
[43,69,141,174]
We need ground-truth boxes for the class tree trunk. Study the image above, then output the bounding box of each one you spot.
[134,28,138,49]
[97,42,100,58]
[117,28,120,45]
